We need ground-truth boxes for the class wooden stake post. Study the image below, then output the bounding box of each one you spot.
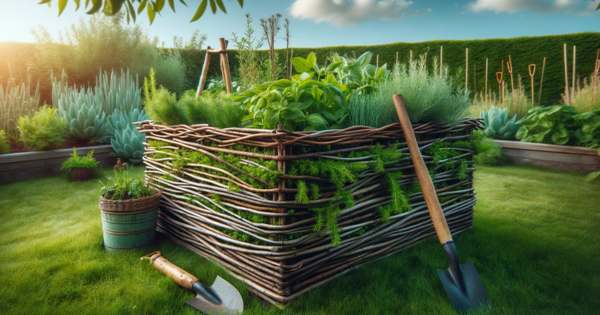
[529,64,536,107]
[465,48,469,90]
[440,46,443,77]
[507,56,515,106]
[592,60,600,111]
[196,38,234,98]
[538,57,546,107]
[564,43,570,105]
[496,71,503,106]
[485,58,488,104]
[572,46,576,101]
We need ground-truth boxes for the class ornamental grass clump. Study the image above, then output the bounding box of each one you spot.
[100,159,155,200]
[347,57,470,128]
[61,148,99,171]
[0,75,41,141]
[17,105,67,151]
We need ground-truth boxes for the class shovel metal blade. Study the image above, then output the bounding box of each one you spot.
[437,242,490,313]
[186,276,244,315]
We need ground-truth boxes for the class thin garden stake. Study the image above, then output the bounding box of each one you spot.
[507,56,515,106]
[592,60,600,111]
[474,64,477,93]
[396,51,399,64]
[196,46,212,98]
[289,48,294,79]
[572,46,576,100]
[538,57,546,107]
[496,71,503,106]
[485,58,488,105]
[410,50,413,62]
[596,48,599,62]
[529,64,536,107]
[564,43,570,105]
[440,46,443,77]
[376,54,379,68]
[465,48,469,90]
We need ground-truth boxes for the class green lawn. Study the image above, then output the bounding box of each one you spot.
[0,165,599,315]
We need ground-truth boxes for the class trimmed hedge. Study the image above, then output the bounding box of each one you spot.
[1,32,599,106]
[177,32,600,106]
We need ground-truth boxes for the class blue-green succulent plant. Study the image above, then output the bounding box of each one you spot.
[480,106,519,140]
[100,108,149,143]
[55,85,106,142]
[110,126,146,164]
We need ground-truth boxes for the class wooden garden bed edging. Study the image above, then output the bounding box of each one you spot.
[0,145,116,184]
[494,140,600,173]
[138,118,481,305]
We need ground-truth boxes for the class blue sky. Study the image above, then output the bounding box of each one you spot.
[0,0,598,48]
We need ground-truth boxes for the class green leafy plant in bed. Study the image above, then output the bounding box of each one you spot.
[61,148,99,171]
[347,56,470,128]
[0,130,9,154]
[17,105,68,151]
[144,69,245,128]
[100,159,155,200]
[516,105,579,145]
[291,51,389,96]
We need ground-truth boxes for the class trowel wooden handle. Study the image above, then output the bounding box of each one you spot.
[392,94,453,244]
[142,251,198,290]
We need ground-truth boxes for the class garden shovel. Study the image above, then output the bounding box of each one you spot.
[392,94,490,313]
[141,251,243,315]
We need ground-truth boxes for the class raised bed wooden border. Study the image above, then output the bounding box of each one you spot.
[0,145,117,185]
[495,140,600,173]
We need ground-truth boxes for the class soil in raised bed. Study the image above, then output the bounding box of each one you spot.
[8,138,101,154]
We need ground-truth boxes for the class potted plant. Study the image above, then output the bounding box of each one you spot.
[99,159,162,253]
[61,148,100,181]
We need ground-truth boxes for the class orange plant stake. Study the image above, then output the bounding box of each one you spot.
[507,56,515,106]
[528,64,536,107]
[496,71,503,106]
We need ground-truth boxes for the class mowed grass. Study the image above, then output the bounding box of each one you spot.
[0,165,599,314]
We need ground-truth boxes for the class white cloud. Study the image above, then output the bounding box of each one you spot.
[289,0,432,27]
[466,0,597,15]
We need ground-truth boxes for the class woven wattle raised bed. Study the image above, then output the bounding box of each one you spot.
[137,118,481,305]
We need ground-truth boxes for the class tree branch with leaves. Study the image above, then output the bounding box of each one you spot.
[38,0,243,24]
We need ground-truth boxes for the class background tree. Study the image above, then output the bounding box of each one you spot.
[38,0,244,24]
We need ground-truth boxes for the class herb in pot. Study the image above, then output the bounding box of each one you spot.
[61,148,100,171]
[100,159,155,200]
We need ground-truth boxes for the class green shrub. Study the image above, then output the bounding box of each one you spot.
[61,148,99,170]
[0,130,9,154]
[473,131,506,166]
[0,75,40,141]
[32,12,185,104]
[516,105,579,145]
[100,159,155,200]
[348,57,470,127]
[17,105,67,151]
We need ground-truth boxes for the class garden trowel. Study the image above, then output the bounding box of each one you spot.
[142,251,243,315]
[392,94,490,313]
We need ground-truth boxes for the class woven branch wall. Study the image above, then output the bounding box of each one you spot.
[138,118,481,305]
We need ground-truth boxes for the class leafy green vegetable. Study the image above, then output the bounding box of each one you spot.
[517,105,579,145]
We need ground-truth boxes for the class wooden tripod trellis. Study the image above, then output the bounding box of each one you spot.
[196,38,234,98]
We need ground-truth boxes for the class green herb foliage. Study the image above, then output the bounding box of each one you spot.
[0,130,9,154]
[61,149,99,170]
[291,51,389,97]
[144,69,244,128]
[235,77,348,131]
[99,159,155,200]
[348,57,470,128]
[17,105,67,151]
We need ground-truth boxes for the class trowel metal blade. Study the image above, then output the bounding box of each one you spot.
[186,276,243,315]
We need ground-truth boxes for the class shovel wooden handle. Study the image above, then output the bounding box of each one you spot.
[392,94,453,244]
[142,251,198,290]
